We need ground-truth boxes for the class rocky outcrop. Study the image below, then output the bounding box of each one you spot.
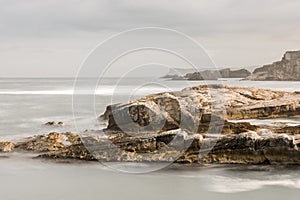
[2,85,300,165]
[15,132,80,152]
[0,142,14,152]
[202,132,300,165]
[184,68,251,80]
[228,69,251,78]
[5,129,300,165]
[161,68,195,79]
[248,51,300,81]
[104,85,300,134]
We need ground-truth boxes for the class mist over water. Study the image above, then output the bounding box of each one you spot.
[1,78,300,199]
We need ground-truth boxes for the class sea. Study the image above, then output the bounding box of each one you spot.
[0,77,300,200]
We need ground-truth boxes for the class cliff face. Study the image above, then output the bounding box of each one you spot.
[249,51,300,81]
[185,68,251,80]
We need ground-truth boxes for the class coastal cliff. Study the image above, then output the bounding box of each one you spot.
[248,51,300,81]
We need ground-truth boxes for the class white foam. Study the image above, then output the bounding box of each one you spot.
[0,90,74,95]
[209,175,300,193]
[0,86,174,96]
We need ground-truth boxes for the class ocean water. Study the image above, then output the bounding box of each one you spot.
[0,77,300,199]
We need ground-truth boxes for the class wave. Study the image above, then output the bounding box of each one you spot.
[0,86,176,96]
[0,90,74,95]
[209,175,300,193]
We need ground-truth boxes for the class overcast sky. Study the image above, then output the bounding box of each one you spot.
[1,0,300,77]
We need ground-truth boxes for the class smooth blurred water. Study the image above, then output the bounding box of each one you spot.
[0,77,300,199]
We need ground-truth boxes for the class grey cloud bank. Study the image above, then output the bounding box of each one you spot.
[0,0,300,77]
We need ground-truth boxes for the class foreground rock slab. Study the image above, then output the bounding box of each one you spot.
[3,130,300,165]
[1,124,300,165]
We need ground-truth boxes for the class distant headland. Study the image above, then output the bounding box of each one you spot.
[162,50,300,81]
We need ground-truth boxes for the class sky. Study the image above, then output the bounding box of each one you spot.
[1,0,300,77]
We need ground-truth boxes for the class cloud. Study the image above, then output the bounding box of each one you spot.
[1,0,300,37]
[1,0,300,76]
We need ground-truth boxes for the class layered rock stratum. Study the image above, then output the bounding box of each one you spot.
[248,51,300,81]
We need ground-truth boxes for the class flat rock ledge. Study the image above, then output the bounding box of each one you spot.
[0,129,299,165]
[2,85,300,165]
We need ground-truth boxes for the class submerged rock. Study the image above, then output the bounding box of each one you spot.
[44,121,64,126]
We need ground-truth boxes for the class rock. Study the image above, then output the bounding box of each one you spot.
[7,84,300,165]
[104,85,300,133]
[248,50,300,81]
[273,125,300,135]
[29,130,300,165]
[38,143,96,161]
[184,68,251,80]
[0,142,14,152]
[44,121,55,126]
[228,69,251,78]
[105,91,202,133]
[15,132,80,152]
[161,68,196,79]
[44,121,64,126]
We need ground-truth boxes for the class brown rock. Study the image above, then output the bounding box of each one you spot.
[273,125,300,135]
[0,142,14,152]
[15,132,79,152]
[104,85,300,134]
[28,130,300,165]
